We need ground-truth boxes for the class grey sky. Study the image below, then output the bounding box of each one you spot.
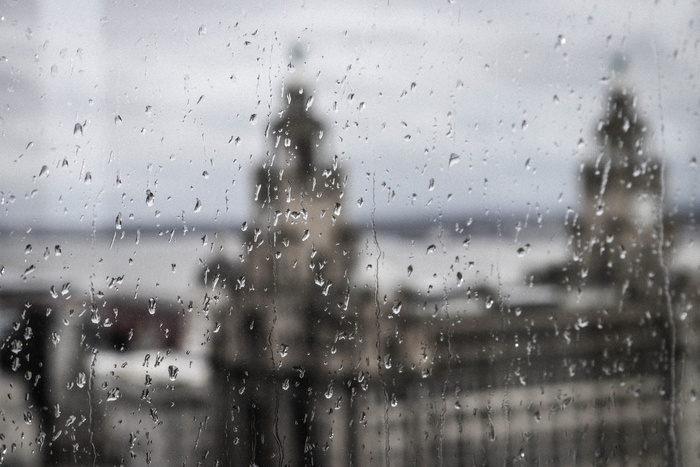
[1,0,698,230]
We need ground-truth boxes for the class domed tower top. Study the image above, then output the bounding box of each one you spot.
[597,87,647,167]
[596,53,648,166]
[270,82,325,175]
[573,54,669,301]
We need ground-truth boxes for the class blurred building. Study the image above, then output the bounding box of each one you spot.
[573,85,671,302]
[210,73,700,466]
[211,79,360,465]
[1,69,697,466]
[0,286,202,465]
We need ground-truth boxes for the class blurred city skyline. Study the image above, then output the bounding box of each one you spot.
[1,3,700,464]
[1,1,698,231]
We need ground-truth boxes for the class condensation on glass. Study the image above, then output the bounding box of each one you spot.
[0,2,698,466]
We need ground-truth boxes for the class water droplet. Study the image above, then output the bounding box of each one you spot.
[37,165,49,179]
[114,115,122,125]
[194,198,202,212]
[534,410,541,422]
[391,301,402,315]
[90,306,100,323]
[690,157,697,168]
[9,339,22,354]
[115,213,122,230]
[282,379,290,390]
[76,372,87,388]
[485,296,494,309]
[555,34,566,49]
[488,423,496,441]
[148,298,156,315]
[24,244,32,254]
[407,265,413,277]
[21,264,35,277]
[168,365,179,381]
[107,387,121,401]
[517,244,531,257]
[426,244,436,254]
[279,344,289,358]
[448,153,460,167]
[390,394,398,407]
[249,114,257,124]
[146,190,155,206]
[324,383,333,399]
[428,178,435,191]
[73,122,83,135]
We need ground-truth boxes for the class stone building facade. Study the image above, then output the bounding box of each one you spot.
[212,80,361,465]
[208,77,697,466]
[573,85,671,301]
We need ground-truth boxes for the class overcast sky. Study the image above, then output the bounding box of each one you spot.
[1,0,698,231]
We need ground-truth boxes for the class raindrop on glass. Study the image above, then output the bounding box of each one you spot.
[279,344,289,358]
[449,153,460,167]
[107,387,121,401]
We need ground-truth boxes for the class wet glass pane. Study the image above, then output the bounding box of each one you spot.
[0,1,698,465]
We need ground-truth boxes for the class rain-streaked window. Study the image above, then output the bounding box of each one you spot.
[1,2,698,465]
